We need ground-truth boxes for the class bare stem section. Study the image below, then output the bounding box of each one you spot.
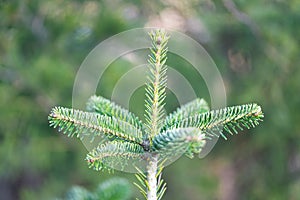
[147,154,158,200]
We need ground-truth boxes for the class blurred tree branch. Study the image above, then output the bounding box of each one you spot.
[222,0,261,37]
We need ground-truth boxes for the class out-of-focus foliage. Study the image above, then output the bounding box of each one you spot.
[0,0,299,200]
[64,177,131,200]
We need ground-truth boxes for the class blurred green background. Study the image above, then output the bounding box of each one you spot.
[1,0,300,199]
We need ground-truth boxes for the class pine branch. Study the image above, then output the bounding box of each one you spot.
[87,141,144,172]
[162,98,209,131]
[144,30,169,138]
[49,107,143,145]
[152,128,206,160]
[167,103,263,140]
[142,29,170,200]
[87,95,144,130]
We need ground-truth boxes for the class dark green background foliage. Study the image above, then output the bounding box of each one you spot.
[0,0,299,199]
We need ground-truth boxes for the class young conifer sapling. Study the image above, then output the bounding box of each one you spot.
[49,29,264,200]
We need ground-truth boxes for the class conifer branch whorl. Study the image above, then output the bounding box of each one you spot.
[48,29,264,200]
